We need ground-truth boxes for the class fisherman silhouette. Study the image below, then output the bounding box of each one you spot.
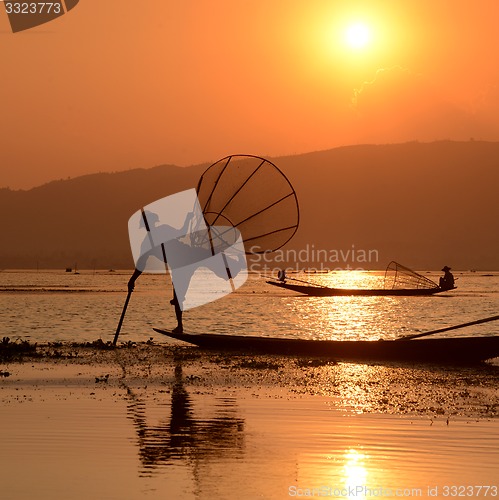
[128,210,245,333]
[277,269,287,282]
[439,266,455,291]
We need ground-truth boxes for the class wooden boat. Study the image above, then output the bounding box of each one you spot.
[154,329,499,364]
[267,261,456,297]
[266,280,451,296]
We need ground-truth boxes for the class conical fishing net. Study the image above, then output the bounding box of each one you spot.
[195,155,299,255]
[384,261,439,290]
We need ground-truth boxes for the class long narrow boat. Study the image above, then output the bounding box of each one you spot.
[266,261,456,297]
[266,280,450,296]
[154,329,499,364]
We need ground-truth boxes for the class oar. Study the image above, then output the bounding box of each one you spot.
[113,289,132,346]
[398,314,499,341]
[113,206,155,347]
[265,272,331,289]
[286,275,332,289]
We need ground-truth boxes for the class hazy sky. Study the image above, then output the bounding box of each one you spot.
[2,0,499,189]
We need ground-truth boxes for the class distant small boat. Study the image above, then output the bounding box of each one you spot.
[267,261,455,297]
[154,329,499,364]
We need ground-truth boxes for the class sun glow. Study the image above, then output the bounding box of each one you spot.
[343,449,368,488]
[344,22,372,49]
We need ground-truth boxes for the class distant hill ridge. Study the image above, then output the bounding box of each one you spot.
[1,141,498,270]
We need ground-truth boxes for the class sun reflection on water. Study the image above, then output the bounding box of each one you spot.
[287,294,405,341]
[343,449,368,492]
[271,270,439,341]
[314,270,386,289]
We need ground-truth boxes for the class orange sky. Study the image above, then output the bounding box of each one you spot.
[2,0,499,189]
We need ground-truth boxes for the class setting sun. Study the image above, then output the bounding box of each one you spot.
[344,22,372,49]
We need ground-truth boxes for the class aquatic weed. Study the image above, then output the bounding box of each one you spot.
[121,341,137,348]
[236,358,281,370]
[0,337,38,360]
[295,358,337,368]
[85,339,114,350]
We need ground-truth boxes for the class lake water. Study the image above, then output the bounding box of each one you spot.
[0,269,498,343]
[1,372,499,500]
[1,269,499,499]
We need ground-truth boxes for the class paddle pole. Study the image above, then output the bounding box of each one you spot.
[266,274,332,289]
[399,314,499,341]
[113,289,132,346]
[287,276,331,288]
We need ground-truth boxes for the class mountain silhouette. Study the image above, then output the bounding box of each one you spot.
[1,141,498,270]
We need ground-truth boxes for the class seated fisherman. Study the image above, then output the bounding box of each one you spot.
[439,265,455,290]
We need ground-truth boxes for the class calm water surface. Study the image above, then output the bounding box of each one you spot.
[1,269,499,499]
[1,382,498,500]
[0,269,497,343]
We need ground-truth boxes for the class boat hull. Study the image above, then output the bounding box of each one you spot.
[266,281,449,296]
[153,329,499,364]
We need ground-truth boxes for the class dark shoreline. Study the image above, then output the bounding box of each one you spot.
[1,340,499,419]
